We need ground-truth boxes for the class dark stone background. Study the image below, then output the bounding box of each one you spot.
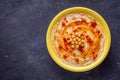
[0,0,120,80]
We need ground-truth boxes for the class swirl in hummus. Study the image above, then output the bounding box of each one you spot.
[51,13,105,66]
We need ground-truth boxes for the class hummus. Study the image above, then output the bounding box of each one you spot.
[51,13,105,66]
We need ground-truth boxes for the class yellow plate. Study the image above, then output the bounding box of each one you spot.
[46,7,111,72]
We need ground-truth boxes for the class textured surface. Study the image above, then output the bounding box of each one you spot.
[0,0,120,80]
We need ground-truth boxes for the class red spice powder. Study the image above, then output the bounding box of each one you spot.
[62,22,66,27]
[74,58,79,63]
[91,21,97,28]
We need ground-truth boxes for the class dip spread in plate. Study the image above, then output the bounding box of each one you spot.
[51,13,105,66]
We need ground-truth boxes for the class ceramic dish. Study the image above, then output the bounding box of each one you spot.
[46,7,111,72]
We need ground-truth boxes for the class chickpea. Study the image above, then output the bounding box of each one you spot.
[78,42,81,45]
[67,40,70,43]
[81,35,84,39]
[71,35,75,38]
[71,41,75,44]
[73,38,76,41]
[76,37,79,40]
[78,34,81,37]
[75,33,78,36]
[75,45,79,49]
[75,41,78,44]
[81,43,84,47]
[71,45,75,48]
[78,38,81,41]
[69,38,72,42]
[81,39,84,42]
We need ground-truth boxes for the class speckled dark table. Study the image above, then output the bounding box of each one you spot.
[0,0,120,80]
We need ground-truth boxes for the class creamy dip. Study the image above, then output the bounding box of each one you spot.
[51,13,105,66]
